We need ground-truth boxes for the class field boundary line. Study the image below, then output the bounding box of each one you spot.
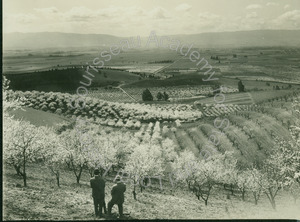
[118,87,138,102]
[113,82,138,102]
[247,92,255,104]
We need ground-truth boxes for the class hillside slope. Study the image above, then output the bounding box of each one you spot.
[8,107,70,128]
[3,164,300,220]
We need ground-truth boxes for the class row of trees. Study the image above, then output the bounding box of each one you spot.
[238,80,245,92]
[3,104,177,197]
[3,77,300,209]
[142,89,170,101]
[6,89,201,124]
[172,136,300,209]
[4,106,299,209]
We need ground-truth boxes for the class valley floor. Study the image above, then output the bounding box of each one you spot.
[3,164,300,220]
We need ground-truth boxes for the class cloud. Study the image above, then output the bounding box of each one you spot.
[276,10,300,22]
[95,6,148,22]
[4,13,37,24]
[148,7,170,19]
[96,6,124,18]
[266,2,279,7]
[246,4,262,10]
[125,6,147,17]
[63,6,96,21]
[196,12,221,31]
[273,10,300,29]
[34,7,58,14]
[241,14,266,30]
[52,5,173,35]
[198,12,220,20]
[175,3,192,12]
[35,6,97,22]
[284,4,290,10]
[34,7,59,20]
[5,2,300,36]
[246,12,258,19]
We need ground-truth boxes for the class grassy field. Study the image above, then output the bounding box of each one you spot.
[124,73,218,88]
[8,107,70,128]
[250,90,297,104]
[3,48,181,74]
[4,46,300,96]
[218,77,300,91]
[84,68,141,88]
[4,67,141,92]
[195,90,297,105]
[3,163,300,220]
[195,92,254,105]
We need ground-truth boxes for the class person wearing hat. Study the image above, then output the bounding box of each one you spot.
[107,175,126,218]
[90,169,106,217]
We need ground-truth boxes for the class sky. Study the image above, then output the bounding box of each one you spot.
[3,0,300,36]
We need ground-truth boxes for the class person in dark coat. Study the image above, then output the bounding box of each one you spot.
[108,175,126,217]
[90,169,106,217]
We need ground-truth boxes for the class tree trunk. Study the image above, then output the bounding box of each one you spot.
[66,161,71,169]
[253,192,258,205]
[187,180,191,190]
[23,173,27,187]
[230,184,234,195]
[293,196,297,204]
[242,189,245,201]
[56,172,60,187]
[14,165,23,176]
[89,169,94,177]
[105,167,110,176]
[265,191,277,210]
[23,152,27,187]
[270,198,276,210]
[76,166,83,184]
[133,185,137,200]
[204,199,208,206]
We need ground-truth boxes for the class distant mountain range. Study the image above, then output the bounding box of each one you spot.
[3,32,120,49]
[173,30,300,48]
[3,30,300,49]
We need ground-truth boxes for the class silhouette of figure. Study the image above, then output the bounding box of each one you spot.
[108,176,126,218]
[90,169,105,217]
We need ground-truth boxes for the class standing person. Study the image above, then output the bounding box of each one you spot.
[90,169,106,218]
[108,176,126,218]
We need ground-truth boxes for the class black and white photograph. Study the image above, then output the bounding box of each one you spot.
[2,0,300,220]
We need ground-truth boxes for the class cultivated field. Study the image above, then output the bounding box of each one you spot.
[3,45,300,220]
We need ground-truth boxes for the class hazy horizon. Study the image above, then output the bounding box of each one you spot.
[4,28,300,37]
[3,0,300,36]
